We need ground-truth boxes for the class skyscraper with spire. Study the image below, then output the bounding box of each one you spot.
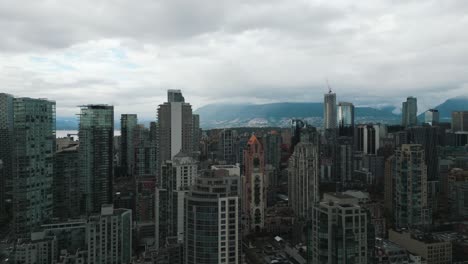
[324,86,337,130]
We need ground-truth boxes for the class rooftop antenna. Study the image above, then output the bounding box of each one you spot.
[326,79,332,93]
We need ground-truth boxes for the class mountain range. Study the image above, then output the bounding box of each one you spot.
[56,97,468,130]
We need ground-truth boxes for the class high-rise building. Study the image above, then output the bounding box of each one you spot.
[0,93,14,221]
[336,136,353,187]
[79,105,114,214]
[288,127,320,219]
[133,124,157,177]
[120,114,138,176]
[157,89,193,167]
[53,142,80,219]
[356,124,387,155]
[185,169,241,264]
[218,129,236,164]
[155,153,198,248]
[308,193,375,264]
[87,204,132,264]
[337,102,354,137]
[13,97,56,236]
[425,109,439,125]
[263,131,282,170]
[192,114,201,156]
[323,90,337,129]
[452,111,468,132]
[447,168,468,219]
[401,96,417,127]
[243,135,266,233]
[394,144,431,228]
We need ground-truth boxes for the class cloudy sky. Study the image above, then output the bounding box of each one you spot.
[1,0,467,118]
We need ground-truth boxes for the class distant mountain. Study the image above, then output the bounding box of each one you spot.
[55,117,153,131]
[418,97,468,121]
[195,102,400,128]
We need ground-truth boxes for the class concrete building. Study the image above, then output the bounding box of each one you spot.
[13,97,56,236]
[323,90,337,129]
[87,204,132,264]
[157,89,193,167]
[375,238,410,264]
[185,169,241,264]
[389,229,451,264]
[402,97,418,127]
[79,105,114,214]
[394,144,431,228]
[337,102,355,137]
[120,114,138,176]
[53,143,80,219]
[308,193,375,264]
[288,127,320,219]
[0,93,14,222]
[14,231,58,264]
[155,153,198,248]
[243,135,266,233]
[451,111,468,132]
[424,109,439,126]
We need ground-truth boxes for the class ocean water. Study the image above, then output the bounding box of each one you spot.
[56,130,121,138]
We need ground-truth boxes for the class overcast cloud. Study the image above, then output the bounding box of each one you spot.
[1,0,468,118]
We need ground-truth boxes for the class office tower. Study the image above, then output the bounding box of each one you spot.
[0,93,14,221]
[406,126,442,181]
[384,156,395,215]
[155,153,198,248]
[218,129,236,164]
[136,176,156,222]
[185,169,241,264]
[335,136,353,187]
[363,154,385,186]
[452,111,468,132]
[243,135,266,232]
[288,127,320,219]
[356,124,387,155]
[53,142,80,219]
[308,193,375,264]
[120,114,138,176]
[13,97,55,236]
[425,109,439,125]
[157,89,193,167]
[264,131,282,170]
[79,105,114,214]
[394,144,430,228]
[401,96,417,127]
[323,90,337,129]
[87,204,132,264]
[337,102,355,137]
[192,114,200,155]
[133,124,157,177]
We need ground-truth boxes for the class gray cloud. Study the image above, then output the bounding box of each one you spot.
[0,0,467,118]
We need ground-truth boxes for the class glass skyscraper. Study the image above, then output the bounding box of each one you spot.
[79,105,114,214]
[13,97,56,235]
[337,102,354,137]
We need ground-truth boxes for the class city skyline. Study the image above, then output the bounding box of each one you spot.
[1,1,468,118]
